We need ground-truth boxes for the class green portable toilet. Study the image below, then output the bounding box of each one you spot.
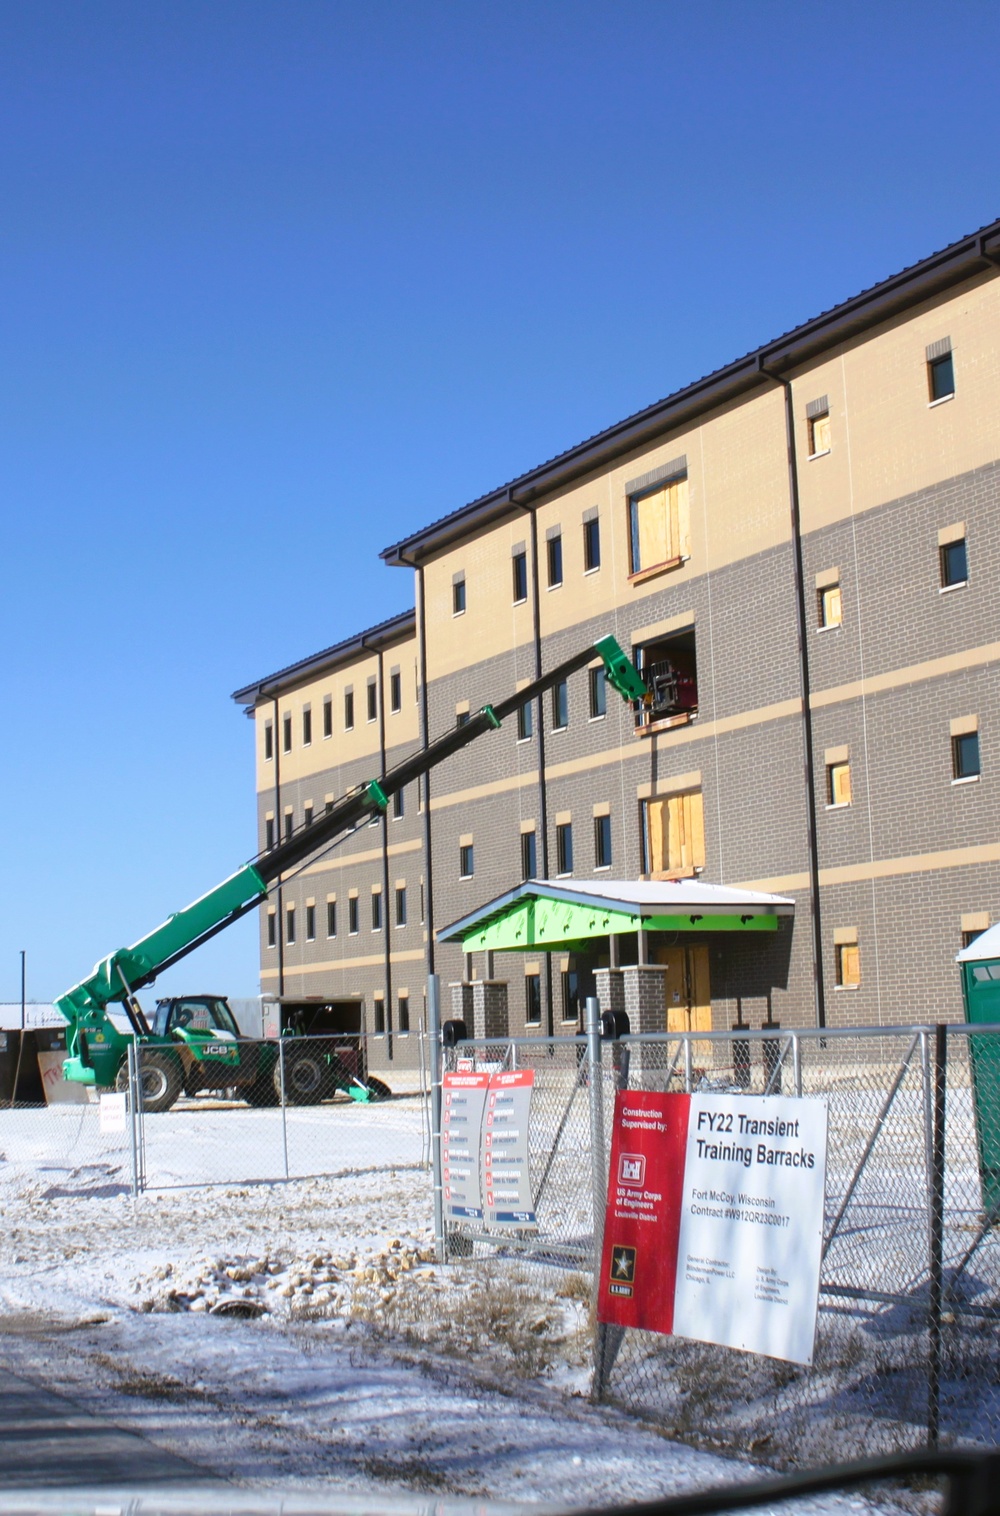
[958,923,1000,1219]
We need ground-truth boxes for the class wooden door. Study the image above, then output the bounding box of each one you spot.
[655,944,712,1036]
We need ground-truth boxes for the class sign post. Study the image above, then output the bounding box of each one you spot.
[598,1090,828,1365]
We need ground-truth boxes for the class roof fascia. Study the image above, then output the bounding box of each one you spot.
[231,608,415,710]
[382,225,1000,566]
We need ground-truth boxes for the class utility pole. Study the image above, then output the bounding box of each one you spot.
[20,950,25,1029]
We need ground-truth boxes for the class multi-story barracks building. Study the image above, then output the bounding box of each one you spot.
[233,218,1000,1077]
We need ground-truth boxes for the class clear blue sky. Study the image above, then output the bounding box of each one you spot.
[3,1,997,1002]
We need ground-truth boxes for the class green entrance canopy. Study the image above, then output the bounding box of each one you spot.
[439,878,794,954]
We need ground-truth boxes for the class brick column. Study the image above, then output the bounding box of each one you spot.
[449,982,474,1031]
[621,965,668,1086]
[471,980,509,1040]
[594,967,625,1022]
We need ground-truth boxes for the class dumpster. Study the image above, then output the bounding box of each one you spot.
[35,1026,90,1105]
[0,1029,45,1105]
[958,923,1000,1218]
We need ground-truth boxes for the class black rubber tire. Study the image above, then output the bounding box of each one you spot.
[366,1076,392,1102]
[137,1052,183,1114]
[275,1051,325,1105]
[245,1075,280,1108]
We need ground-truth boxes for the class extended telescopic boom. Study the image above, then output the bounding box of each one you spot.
[56,635,646,1084]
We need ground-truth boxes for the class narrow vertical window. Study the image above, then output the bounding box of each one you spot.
[348,896,359,934]
[322,697,332,738]
[953,729,981,781]
[265,817,275,851]
[264,722,273,761]
[344,689,355,730]
[452,573,466,615]
[583,513,601,571]
[552,679,569,730]
[390,671,402,713]
[517,701,533,741]
[371,891,382,931]
[556,822,573,875]
[392,787,405,820]
[459,842,474,878]
[326,900,337,938]
[282,713,292,753]
[827,761,852,807]
[806,396,831,457]
[367,680,377,722]
[283,811,293,841]
[373,997,386,1035]
[589,666,607,719]
[836,939,860,988]
[398,994,410,1034]
[305,904,316,941]
[940,532,968,588]
[817,574,842,628]
[395,886,407,926]
[520,829,537,880]
[512,550,528,603]
[594,814,612,869]
[266,910,276,948]
[525,973,541,1024]
[927,339,955,402]
[547,531,563,587]
[285,905,296,945]
[302,707,312,746]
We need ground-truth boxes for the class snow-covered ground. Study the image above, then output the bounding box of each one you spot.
[0,1100,895,1511]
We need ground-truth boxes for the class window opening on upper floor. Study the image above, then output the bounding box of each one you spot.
[634,629,698,731]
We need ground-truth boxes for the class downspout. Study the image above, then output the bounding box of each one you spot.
[415,563,435,977]
[375,643,393,1061]
[758,357,826,1029]
[515,494,554,1037]
[273,694,284,997]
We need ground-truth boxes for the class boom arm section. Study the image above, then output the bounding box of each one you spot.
[56,634,644,1087]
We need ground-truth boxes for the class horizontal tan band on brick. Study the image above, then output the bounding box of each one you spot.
[962,912,990,932]
[297,836,423,876]
[516,677,530,691]
[938,520,965,546]
[739,840,1000,895]
[815,566,839,589]
[520,818,536,834]
[636,770,702,800]
[834,927,858,945]
[631,609,695,646]
[950,713,979,736]
[593,801,611,817]
[825,745,850,765]
[263,947,425,979]
[459,833,474,847]
[810,640,1000,712]
[555,810,572,825]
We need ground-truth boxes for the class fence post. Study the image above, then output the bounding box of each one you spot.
[927,1023,947,1449]
[127,1040,143,1197]
[278,1038,289,1180]
[792,1032,803,1098]
[427,973,446,1263]
[586,996,613,1400]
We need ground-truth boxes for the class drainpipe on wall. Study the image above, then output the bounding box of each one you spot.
[414,562,435,978]
[273,694,284,998]
[515,493,554,1038]
[757,357,827,1030]
[374,643,393,1061]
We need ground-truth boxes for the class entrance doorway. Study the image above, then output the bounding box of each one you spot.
[655,943,711,1035]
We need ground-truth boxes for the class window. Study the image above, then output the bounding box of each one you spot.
[322,696,332,738]
[512,550,528,604]
[283,811,293,842]
[305,903,316,941]
[325,797,333,814]
[390,671,402,713]
[456,709,470,728]
[547,531,563,588]
[398,994,410,1034]
[282,713,292,753]
[264,722,273,761]
[285,906,296,945]
[583,513,601,572]
[395,886,407,927]
[817,576,842,629]
[628,471,689,577]
[371,891,382,931]
[517,700,533,742]
[643,791,705,876]
[348,896,359,934]
[366,680,377,722]
[963,927,987,951]
[302,707,312,746]
[392,787,405,820]
[266,910,276,948]
[807,397,831,457]
[344,689,355,730]
[525,973,541,1025]
[521,828,537,880]
[556,821,573,875]
[551,678,569,731]
[453,574,466,615]
[326,900,337,938]
[594,814,612,869]
[953,731,981,782]
[373,997,386,1036]
[265,817,275,851]
[303,803,313,828]
[927,340,955,403]
[836,939,860,988]
[940,536,968,589]
[459,842,474,878]
[561,969,580,1024]
[635,630,698,727]
[420,879,425,922]
[589,665,607,719]
[827,761,852,807]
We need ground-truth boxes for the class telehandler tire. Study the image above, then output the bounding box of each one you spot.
[275,1050,325,1105]
[245,1075,280,1108]
[136,1052,183,1113]
[366,1076,392,1101]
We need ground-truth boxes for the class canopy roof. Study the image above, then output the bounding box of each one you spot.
[439,878,794,954]
[957,922,1000,963]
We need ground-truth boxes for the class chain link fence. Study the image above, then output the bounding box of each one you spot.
[437,1014,1000,1469]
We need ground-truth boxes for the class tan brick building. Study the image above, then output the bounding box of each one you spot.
[234,218,1000,1072]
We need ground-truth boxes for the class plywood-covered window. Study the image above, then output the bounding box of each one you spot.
[835,936,860,988]
[628,474,689,577]
[643,791,705,877]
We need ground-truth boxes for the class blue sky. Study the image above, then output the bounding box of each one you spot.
[2,1,997,1001]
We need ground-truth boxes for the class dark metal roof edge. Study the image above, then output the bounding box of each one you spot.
[231,607,416,708]
[382,218,1000,565]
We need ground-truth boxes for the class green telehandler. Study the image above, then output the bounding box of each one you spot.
[54,635,647,1112]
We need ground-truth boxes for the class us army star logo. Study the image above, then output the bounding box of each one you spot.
[611,1246,636,1284]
